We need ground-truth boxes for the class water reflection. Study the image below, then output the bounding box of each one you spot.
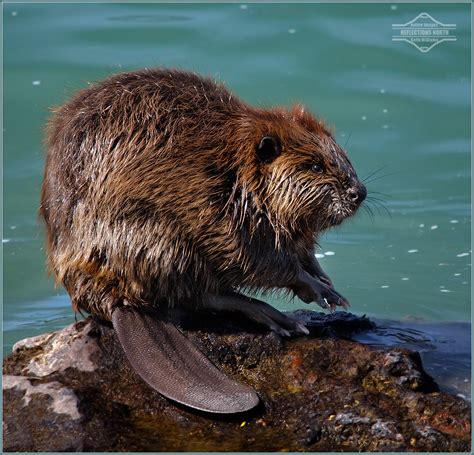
[353,319,471,399]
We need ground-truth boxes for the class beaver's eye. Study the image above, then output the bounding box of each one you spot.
[311,163,324,173]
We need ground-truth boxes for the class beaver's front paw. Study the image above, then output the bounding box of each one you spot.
[292,271,349,312]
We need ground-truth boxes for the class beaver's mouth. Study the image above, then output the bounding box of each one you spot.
[303,183,366,232]
[324,189,364,228]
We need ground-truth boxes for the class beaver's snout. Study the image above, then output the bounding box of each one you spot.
[347,183,367,206]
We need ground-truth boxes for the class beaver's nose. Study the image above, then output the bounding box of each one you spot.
[347,184,367,205]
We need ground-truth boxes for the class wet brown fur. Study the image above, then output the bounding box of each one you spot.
[40,68,362,320]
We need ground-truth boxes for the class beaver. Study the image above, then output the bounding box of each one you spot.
[40,68,367,413]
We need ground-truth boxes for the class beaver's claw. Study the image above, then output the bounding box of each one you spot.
[324,286,350,312]
[293,270,350,312]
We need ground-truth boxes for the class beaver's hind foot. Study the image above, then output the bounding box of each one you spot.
[206,293,309,337]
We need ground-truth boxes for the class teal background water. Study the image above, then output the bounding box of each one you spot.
[3,3,471,362]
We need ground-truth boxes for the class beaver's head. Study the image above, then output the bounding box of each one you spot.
[247,105,366,236]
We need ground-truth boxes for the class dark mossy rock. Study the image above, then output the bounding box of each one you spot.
[3,310,471,452]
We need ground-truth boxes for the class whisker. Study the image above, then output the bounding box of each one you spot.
[366,199,383,216]
[364,171,398,185]
[366,198,392,218]
[361,203,375,222]
[367,190,392,198]
[362,165,388,183]
[366,195,387,204]
[344,132,352,149]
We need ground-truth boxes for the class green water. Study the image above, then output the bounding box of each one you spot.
[3,3,471,361]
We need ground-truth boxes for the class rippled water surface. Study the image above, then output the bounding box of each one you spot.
[3,2,471,390]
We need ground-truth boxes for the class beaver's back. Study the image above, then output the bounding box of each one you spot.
[40,69,250,318]
[42,68,244,220]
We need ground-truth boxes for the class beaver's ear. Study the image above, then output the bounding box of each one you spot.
[257,136,281,163]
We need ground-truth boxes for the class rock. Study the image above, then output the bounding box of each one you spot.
[3,310,471,452]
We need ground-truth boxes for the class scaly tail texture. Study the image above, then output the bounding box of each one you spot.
[112,307,259,413]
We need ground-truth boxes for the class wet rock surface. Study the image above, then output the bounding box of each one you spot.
[3,310,471,452]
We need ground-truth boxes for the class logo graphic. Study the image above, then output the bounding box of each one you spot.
[392,12,457,53]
